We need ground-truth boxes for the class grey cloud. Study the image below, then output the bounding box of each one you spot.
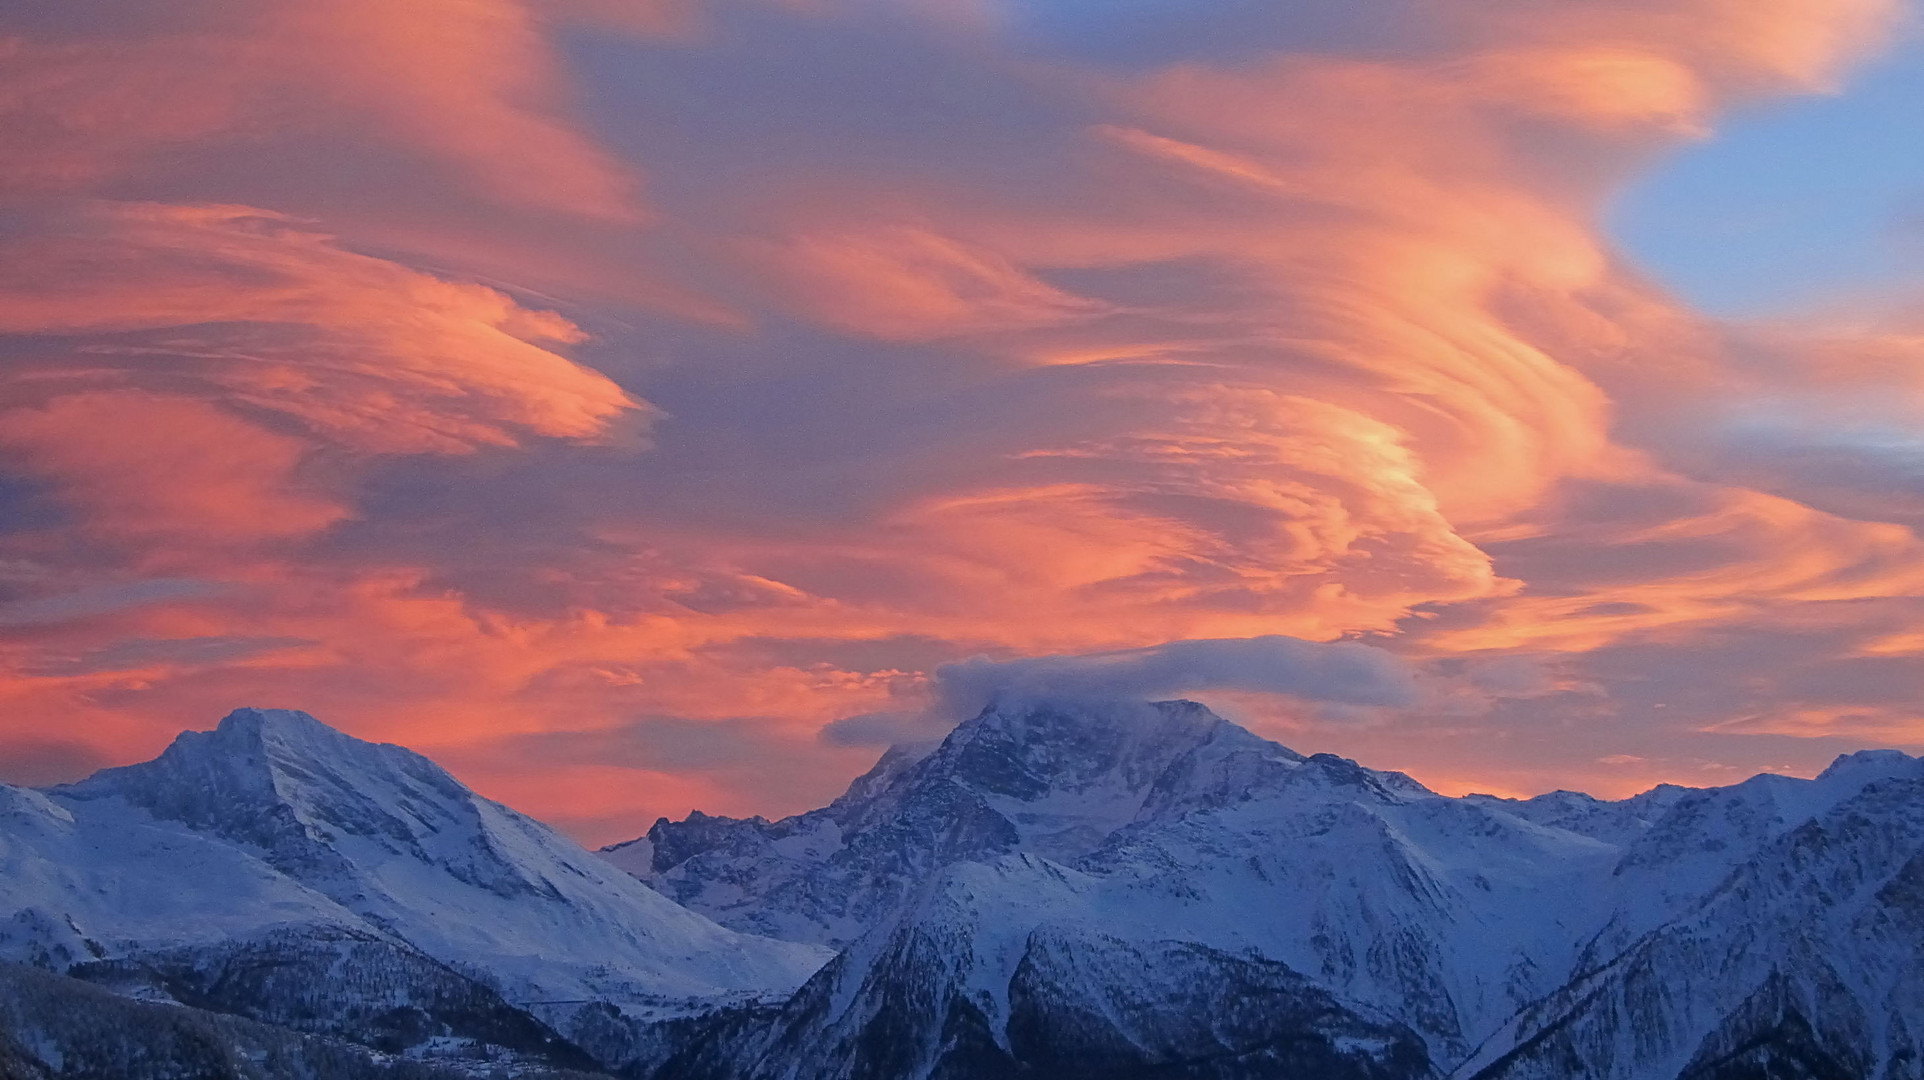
[0,579,224,627]
[817,710,953,748]
[1615,392,1924,531]
[1709,409,1924,522]
[25,636,313,676]
[933,635,1420,720]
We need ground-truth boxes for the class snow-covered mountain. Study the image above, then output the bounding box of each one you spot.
[1457,752,1924,1079]
[611,699,1316,947]
[616,698,1924,1079]
[0,708,828,1075]
[4,699,1918,1079]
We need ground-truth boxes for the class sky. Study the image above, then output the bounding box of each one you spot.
[3,0,1924,845]
[1611,18,1924,317]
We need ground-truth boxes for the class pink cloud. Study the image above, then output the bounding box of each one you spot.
[1,0,1921,836]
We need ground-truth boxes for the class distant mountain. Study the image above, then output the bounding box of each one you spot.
[0,708,829,1076]
[1457,752,1924,1079]
[617,698,1924,1079]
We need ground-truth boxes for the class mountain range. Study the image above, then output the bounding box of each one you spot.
[2,701,1919,1079]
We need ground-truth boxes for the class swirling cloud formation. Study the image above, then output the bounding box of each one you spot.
[1,0,1920,841]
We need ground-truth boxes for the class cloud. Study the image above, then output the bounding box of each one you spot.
[0,580,224,627]
[439,712,879,840]
[0,0,646,219]
[0,737,111,787]
[24,636,313,677]
[0,203,643,455]
[492,714,788,772]
[1630,314,1924,533]
[0,201,646,559]
[753,225,1109,339]
[1,0,1922,836]
[0,393,349,544]
[933,635,1419,719]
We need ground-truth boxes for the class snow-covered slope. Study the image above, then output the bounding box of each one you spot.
[658,851,1440,1080]
[1460,784,1691,846]
[1455,753,1924,1080]
[1,775,363,962]
[614,699,1924,1080]
[56,708,828,1010]
[0,708,829,1073]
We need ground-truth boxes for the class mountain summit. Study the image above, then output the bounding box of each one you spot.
[611,698,1315,946]
[65,708,508,882]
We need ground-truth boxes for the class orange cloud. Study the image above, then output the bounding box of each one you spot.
[538,0,704,38]
[1450,47,1712,135]
[0,0,642,220]
[0,202,641,454]
[0,393,345,546]
[1431,484,1924,654]
[755,224,1108,340]
[261,0,642,220]
[0,33,244,192]
[2,0,1922,839]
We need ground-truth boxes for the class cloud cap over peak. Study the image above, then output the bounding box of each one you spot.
[934,635,1419,720]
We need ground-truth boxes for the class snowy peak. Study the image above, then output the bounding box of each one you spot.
[61,707,494,881]
[927,700,1439,829]
[904,697,1302,823]
[915,697,1220,802]
[14,708,831,1033]
[3,707,834,1075]
[215,704,362,744]
[865,697,1316,853]
[630,699,1924,1079]
[1816,747,1921,787]
[833,739,935,802]
[953,696,1243,762]
[625,699,1300,946]
[624,700,1436,949]
[1287,751,1432,801]
[1460,763,1924,1080]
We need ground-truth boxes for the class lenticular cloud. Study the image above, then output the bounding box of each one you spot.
[935,636,1420,719]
